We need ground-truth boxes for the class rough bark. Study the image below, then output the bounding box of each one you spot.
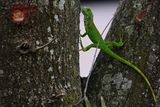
[86,0,160,107]
[0,0,81,107]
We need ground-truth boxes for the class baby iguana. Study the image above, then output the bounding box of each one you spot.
[80,7,156,103]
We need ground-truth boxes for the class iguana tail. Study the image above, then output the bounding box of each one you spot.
[103,48,156,103]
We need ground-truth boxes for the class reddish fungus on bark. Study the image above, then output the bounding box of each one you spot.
[10,3,37,24]
[135,10,147,23]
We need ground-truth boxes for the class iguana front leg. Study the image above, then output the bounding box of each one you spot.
[80,34,124,51]
[80,44,98,51]
[79,37,97,51]
[81,33,87,37]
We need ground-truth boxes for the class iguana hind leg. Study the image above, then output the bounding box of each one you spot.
[105,40,125,49]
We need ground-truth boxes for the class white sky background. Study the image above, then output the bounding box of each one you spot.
[80,1,119,77]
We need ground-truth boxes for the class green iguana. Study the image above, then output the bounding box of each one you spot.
[80,7,156,103]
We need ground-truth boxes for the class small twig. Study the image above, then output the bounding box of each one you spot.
[84,17,113,95]
[83,17,114,98]
[35,39,54,51]
[16,39,54,54]
[75,17,114,106]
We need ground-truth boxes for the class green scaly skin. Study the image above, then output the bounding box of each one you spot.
[80,7,156,103]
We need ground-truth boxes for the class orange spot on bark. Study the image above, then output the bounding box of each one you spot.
[135,10,147,23]
[11,9,25,23]
[10,3,37,24]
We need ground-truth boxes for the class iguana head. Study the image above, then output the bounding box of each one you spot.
[81,7,93,20]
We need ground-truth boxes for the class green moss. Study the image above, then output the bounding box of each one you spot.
[63,90,77,105]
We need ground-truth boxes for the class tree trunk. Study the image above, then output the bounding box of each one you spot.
[0,0,81,106]
[86,0,160,107]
